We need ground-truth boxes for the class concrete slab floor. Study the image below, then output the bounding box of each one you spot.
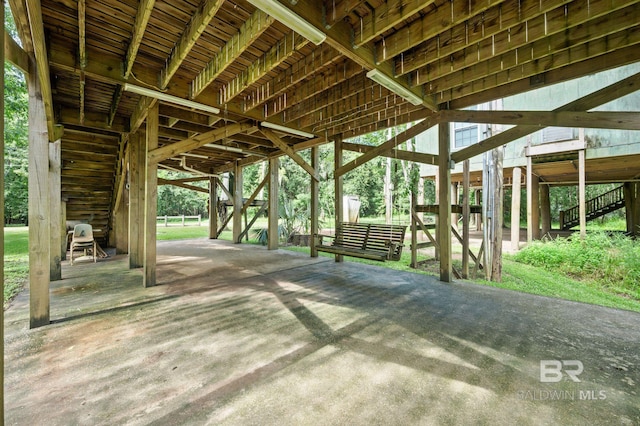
[4,238,639,425]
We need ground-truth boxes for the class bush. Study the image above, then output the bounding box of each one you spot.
[513,232,640,299]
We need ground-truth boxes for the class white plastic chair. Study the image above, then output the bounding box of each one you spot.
[69,224,97,265]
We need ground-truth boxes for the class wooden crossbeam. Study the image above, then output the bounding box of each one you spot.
[148,122,253,164]
[412,211,438,250]
[261,129,319,181]
[325,0,359,28]
[334,117,436,177]
[451,70,640,163]
[4,29,29,72]
[192,10,273,98]
[439,110,640,131]
[238,202,268,242]
[217,179,232,203]
[241,174,268,215]
[158,178,209,194]
[160,0,223,89]
[342,142,437,165]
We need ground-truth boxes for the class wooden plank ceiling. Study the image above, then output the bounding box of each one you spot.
[8,0,640,235]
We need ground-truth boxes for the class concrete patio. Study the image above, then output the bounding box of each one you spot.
[4,239,639,425]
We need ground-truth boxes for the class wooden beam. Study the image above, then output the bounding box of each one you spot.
[310,146,319,257]
[334,137,344,262]
[4,29,29,72]
[511,167,522,252]
[49,140,62,281]
[334,117,437,177]
[325,0,359,28]
[78,0,86,124]
[451,71,640,163]
[268,158,278,250]
[354,0,433,47]
[144,102,159,287]
[438,121,452,283]
[160,0,224,89]
[241,174,268,215]
[261,128,319,181]
[192,10,273,98]
[1,13,5,409]
[233,161,243,243]
[148,122,253,164]
[525,140,587,157]
[342,142,438,165]
[440,110,640,131]
[273,1,435,111]
[209,177,218,239]
[378,0,505,62]
[129,131,144,268]
[157,177,209,194]
[28,58,50,327]
[25,0,63,141]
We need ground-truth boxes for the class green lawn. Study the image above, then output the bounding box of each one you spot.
[5,223,640,313]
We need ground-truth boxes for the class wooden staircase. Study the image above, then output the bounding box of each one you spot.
[560,186,625,230]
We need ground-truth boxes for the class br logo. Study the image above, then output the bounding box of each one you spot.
[540,360,584,382]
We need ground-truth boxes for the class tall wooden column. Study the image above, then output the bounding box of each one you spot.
[578,149,586,239]
[624,182,640,236]
[49,140,62,281]
[268,158,279,250]
[209,176,219,239]
[540,183,551,236]
[310,147,319,257]
[233,161,243,243]
[527,157,540,242]
[61,200,67,260]
[511,167,522,251]
[144,103,159,287]
[1,11,6,408]
[114,192,129,254]
[129,131,144,268]
[334,137,344,262]
[28,59,51,328]
[462,160,470,278]
[437,123,452,282]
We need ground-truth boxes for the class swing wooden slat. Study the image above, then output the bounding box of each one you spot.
[314,222,407,261]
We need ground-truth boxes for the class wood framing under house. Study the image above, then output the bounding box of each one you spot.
[3,0,640,328]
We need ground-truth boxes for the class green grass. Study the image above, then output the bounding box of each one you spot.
[3,226,29,306]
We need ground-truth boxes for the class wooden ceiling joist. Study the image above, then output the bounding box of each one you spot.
[160,0,224,89]
[191,9,273,98]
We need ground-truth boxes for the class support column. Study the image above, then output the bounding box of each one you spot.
[511,167,522,252]
[578,149,586,239]
[1,13,6,409]
[462,160,470,278]
[527,157,540,242]
[310,147,319,257]
[540,183,551,236]
[28,59,51,328]
[451,182,459,230]
[624,182,640,236]
[474,189,482,231]
[209,176,219,239]
[114,193,129,254]
[129,131,144,268]
[49,140,62,281]
[61,200,67,260]
[144,103,159,287]
[334,137,344,262]
[233,161,243,243]
[268,158,279,250]
[489,147,503,282]
[437,122,452,282]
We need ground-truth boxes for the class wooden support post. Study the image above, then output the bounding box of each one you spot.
[578,148,586,239]
[540,184,551,237]
[527,157,540,242]
[268,158,279,250]
[410,190,418,268]
[490,147,503,282]
[451,182,459,230]
[624,182,640,236]
[144,102,159,287]
[28,59,51,328]
[209,176,219,238]
[129,131,144,268]
[310,147,319,257]
[462,160,470,278]
[233,161,243,243]
[474,189,482,231]
[438,123,452,282]
[334,137,344,262]
[1,12,5,408]
[49,140,62,281]
[114,193,129,254]
[434,174,440,261]
[511,167,522,252]
[61,200,67,260]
